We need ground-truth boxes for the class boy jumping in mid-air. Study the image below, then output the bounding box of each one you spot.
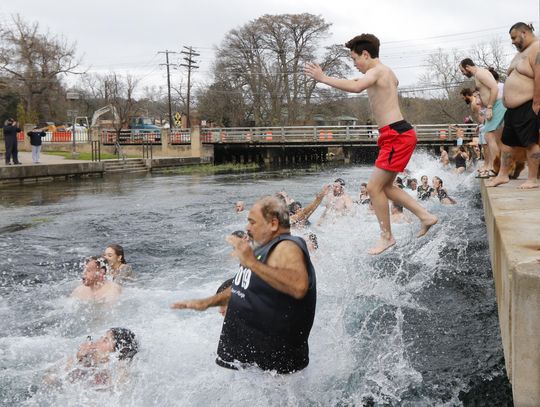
[304,33,438,255]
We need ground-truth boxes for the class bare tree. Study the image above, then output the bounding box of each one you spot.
[208,13,347,126]
[0,15,81,121]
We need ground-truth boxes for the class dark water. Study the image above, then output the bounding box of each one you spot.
[0,153,512,406]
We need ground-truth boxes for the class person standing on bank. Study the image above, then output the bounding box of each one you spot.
[3,118,22,165]
[488,22,540,189]
[172,196,317,374]
[27,126,47,164]
[459,58,506,178]
[304,33,437,255]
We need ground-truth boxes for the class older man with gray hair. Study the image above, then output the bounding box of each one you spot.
[172,196,317,373]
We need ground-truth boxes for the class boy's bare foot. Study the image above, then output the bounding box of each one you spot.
[486,176,510,187]
[417,215,438,237]
[368,236,396,255]
[518,180,539,189]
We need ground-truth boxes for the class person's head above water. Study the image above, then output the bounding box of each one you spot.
[77,328,138,367]
[235,201,245,213]
[82,257,108,287]
[216,278,234,316]
[246,196,290,246]
[104,244,126,268]
[332,178,346,196]
[109,328,138,361]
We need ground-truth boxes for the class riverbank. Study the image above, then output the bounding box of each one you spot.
[0,152,214,186]
[480,175,540,406]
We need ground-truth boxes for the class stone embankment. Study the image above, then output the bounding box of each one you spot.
[480,177,540,407]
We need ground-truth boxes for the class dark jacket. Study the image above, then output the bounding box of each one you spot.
[27,130,47,146]
[3,124,21,139]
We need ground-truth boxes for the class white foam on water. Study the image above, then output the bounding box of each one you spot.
[0,154,500,406]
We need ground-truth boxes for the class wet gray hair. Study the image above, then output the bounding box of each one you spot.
[255,196,290,228]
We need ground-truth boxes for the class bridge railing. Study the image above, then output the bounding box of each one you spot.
[203,123,477,143]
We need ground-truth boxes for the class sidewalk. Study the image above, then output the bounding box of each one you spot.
[1,151,91,167]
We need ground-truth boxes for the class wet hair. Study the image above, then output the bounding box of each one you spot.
[460,88,473,97]
[360,182,367,188]
[509,22,534,33]
[274,192,287,205]
[334,178,345,186]
[216,278,234,294]
[391,202,404,213]
[288,201,302,214]
[407,178,417,188]
[109,328,138,361]
[395,177,404,187]
[107,244,127,264]
[459,58,475,68]
[433,176,443,187]
[231,230,246,239]
[488,67,500,81]
[306,233,318,250]
[85,256,108,273]
[256,196,290,228]
[345,34,380,58]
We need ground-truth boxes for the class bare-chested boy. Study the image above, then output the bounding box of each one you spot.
[304,33,437,254]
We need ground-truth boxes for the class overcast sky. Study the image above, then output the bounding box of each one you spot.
[1,0,539,97]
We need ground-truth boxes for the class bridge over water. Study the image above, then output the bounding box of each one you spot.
[99,123,476,164]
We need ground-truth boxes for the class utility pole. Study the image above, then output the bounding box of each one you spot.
[158,50,178,129]
[180,46,200,128]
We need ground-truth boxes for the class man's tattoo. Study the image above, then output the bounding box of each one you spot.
[531,152,540,160]
[502,152,513,166]
[535,52,540,65]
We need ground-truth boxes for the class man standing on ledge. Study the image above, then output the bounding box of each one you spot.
[304,33,437,254]
[488,22,540,189]
[172,196,316,374]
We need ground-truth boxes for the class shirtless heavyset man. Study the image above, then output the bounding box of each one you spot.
[489,22,540,189]
[459,59,506,177]
[304,33,437,254]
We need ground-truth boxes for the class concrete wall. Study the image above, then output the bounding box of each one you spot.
[481,180,540,406]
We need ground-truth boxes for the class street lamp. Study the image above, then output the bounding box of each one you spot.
[66,91,80,158]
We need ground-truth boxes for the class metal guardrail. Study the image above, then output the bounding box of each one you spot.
[197,124,477,144]
[41,129,90,143]
[92,123,477,146]
[100,130,161,144]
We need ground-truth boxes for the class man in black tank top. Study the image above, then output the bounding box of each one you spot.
[171,196,317,374]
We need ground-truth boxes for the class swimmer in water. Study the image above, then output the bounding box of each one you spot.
[432,176,457,205]
[172,196,316,374]
[317,178,354,224]
[71,257,121,303]
[235,201,245,213]
[417,175,434,201]
[103,244,134,284]
[43,328,138,389]
[286,184,331,227]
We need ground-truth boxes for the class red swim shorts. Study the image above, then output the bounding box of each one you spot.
[375,120,417,172]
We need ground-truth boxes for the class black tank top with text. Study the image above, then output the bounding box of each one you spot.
[216,233,317,373]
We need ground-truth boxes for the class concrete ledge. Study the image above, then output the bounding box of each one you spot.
[147,156,211,169]
[481,179,540,406]
[0,162,104,180]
